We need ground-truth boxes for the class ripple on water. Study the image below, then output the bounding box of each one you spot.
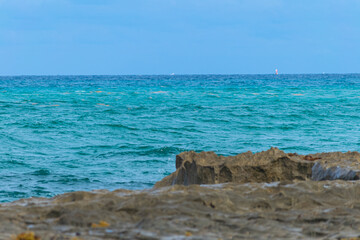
[31,169,51,176]
[0,75,360,202]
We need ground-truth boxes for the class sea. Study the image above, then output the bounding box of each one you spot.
[0,74,360,202]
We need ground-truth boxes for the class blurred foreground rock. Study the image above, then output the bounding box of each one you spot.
[2,181,360,239]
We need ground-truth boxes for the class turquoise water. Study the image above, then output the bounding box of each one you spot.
[0,74,360,202]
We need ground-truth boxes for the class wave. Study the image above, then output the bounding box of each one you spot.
[1,75,360,202]
[31,169,51,176]
[99,123,139,131]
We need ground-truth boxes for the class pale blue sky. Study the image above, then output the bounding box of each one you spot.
[0,0,359,75]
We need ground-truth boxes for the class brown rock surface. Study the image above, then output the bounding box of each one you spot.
[3,148,360,239]
[155,148,360,187]
[2,181,360,239]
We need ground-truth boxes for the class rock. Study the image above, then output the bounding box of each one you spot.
[2,181,360,239]
[2,148,360,239]
[155,147,314,187]
[311,162,360,180]
[155,148,360,187]
[310,151,360,181]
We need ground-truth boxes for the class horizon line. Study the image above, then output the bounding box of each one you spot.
[0,73,360,77]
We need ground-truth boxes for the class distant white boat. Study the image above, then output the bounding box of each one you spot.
[170,73,175,76]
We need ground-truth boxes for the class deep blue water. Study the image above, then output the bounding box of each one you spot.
[0,74,360,202]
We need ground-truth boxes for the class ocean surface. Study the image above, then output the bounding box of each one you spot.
[0,74,360,202]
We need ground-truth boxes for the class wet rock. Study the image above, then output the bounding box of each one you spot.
[311,162,360,180]
[310,151,360,181]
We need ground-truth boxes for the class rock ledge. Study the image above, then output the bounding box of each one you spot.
[155,147,360,187]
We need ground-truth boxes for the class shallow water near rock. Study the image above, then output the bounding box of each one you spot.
[1,74,360,202]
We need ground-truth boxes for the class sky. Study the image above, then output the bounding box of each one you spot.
[0,0,359,75]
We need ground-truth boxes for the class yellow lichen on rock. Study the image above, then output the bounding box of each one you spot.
[91,220,110,228]
[12,232,40,240]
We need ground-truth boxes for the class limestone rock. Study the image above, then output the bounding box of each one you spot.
[155,148,360,187]
[3,148,360,239]
[155,147,314,187]
[2,181,360,239]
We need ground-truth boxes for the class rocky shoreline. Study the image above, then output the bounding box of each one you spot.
[155,147,360,187]
[4,148,360,240]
